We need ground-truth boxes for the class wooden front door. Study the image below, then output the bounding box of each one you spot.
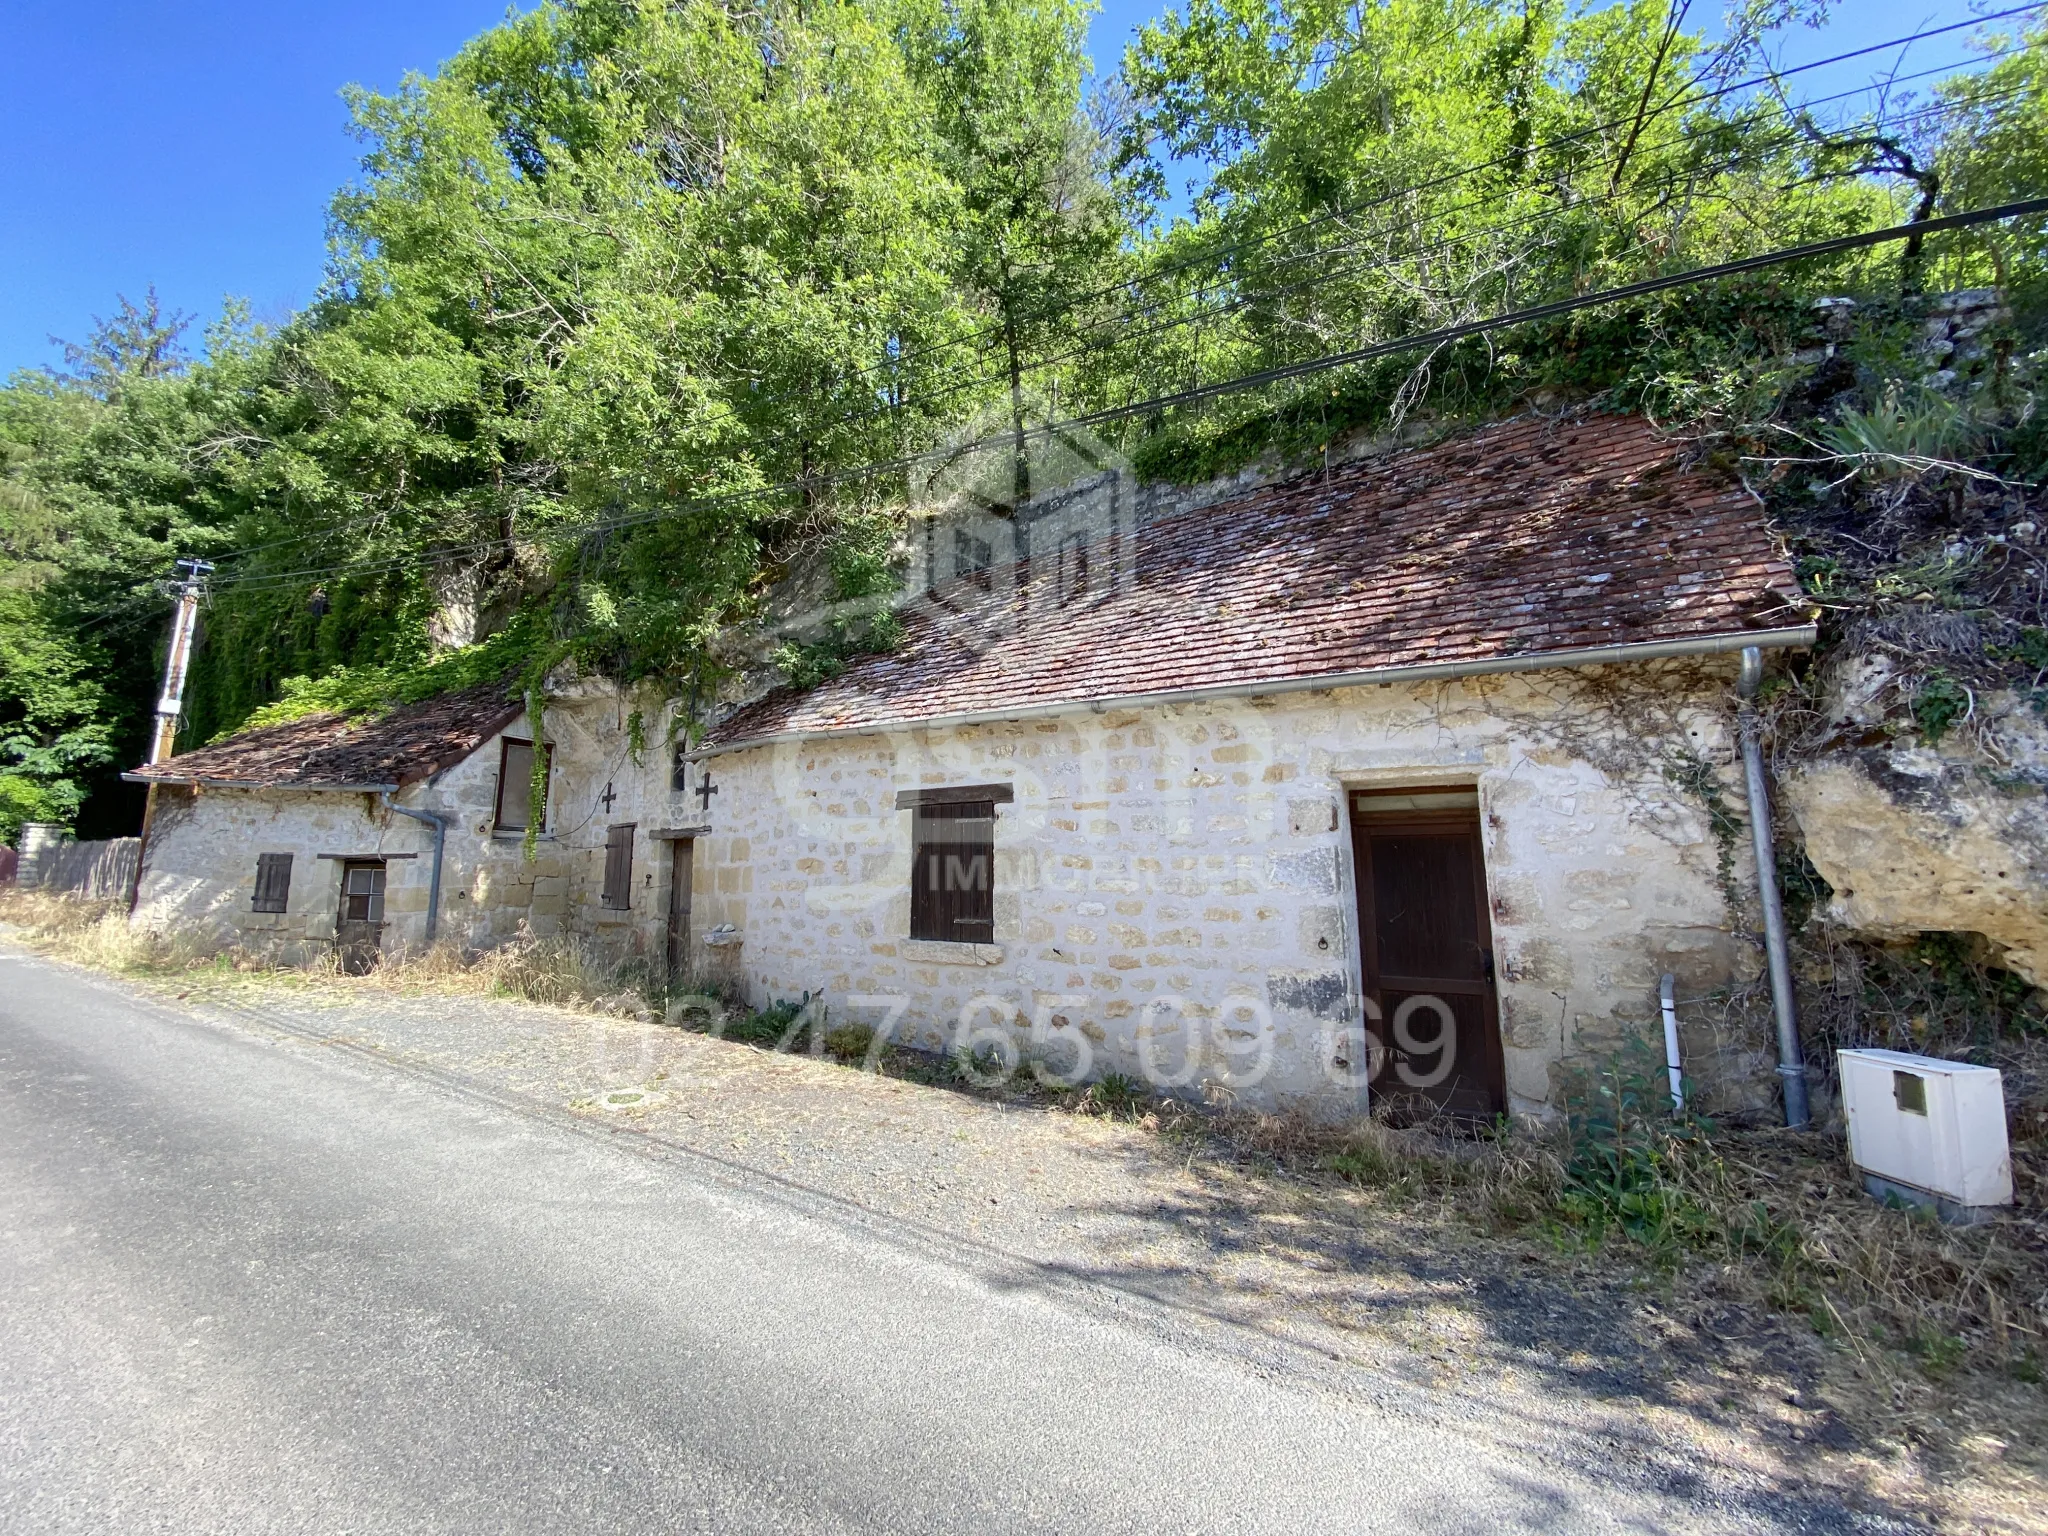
[665,838,694,979]
[1349,789,1505,1121]
[335,860,387,975]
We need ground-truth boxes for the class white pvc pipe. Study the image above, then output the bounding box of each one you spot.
[1660,972,1684,1114]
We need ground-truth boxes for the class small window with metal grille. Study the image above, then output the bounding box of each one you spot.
[252,852,292,913]
[601,824,636,910]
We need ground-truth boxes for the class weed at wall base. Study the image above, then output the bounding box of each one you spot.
[0,889,221,973]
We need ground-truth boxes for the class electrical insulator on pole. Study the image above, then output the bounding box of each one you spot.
[149,558,214,765]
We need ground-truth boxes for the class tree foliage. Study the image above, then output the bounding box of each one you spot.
[1,0,2043,841]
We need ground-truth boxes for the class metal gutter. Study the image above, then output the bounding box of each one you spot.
[1736,646,1810,1129]
[686,624,1818,762]
[119,774,399,792]
[380,793,449,945]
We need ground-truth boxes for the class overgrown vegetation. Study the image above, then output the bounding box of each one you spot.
[1799,929,2047,1079]
[1663,744,1746,908]
[770,609,907,690]
[579,950,2048,1422]
[1291,1031,2048,1430]
[1551,1037,1738,1258]
[6,3,2043,840]
[226,618,542,735]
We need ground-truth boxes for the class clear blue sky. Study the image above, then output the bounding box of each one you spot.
[0,0,1998,377]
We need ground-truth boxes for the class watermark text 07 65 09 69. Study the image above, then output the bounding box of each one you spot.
[659,988,1460,1097]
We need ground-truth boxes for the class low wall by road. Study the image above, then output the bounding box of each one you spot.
[17,823,141,901]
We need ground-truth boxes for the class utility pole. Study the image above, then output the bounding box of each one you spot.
[149,558,213,764]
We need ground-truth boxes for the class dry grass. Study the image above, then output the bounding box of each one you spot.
[7,884,2043,1507]
[12,890,2043,1375]
[0,887,670,1020]
[372,930,666,1017]
[817,1010,2048,1439]
[0,889,217,972]
[1078,1069,2048,1510]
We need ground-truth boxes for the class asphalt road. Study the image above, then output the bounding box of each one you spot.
[0,952,1869,1534]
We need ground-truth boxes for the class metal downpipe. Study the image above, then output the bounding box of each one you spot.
[1736,647,1810,1128]
[380,794,448,946]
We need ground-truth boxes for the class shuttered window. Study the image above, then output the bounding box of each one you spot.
[910,802,994,943]
[252,852,293,913]
[495,737,551,832]
[601,824,636,910]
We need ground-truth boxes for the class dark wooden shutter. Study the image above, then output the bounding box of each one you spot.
[910,802,994,942]
[602,824,635,909]
[252,852,292,913]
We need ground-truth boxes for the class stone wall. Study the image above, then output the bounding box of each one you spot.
[129,682,702,966]
[131,783,406,963]
[16,823,73,888]
[465,682,706,959]
[1785,660,2048,989]
[685,659,1772,1115]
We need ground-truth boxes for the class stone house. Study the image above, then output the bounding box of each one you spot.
[127,676,710,971]
[124,411,1817,1119]
[681,413,1816,1117]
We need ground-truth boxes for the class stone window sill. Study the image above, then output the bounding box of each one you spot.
[902,939,1005,967]
[489,830,555,841]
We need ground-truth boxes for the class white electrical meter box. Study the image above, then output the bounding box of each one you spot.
[1839,1049,2012,1221]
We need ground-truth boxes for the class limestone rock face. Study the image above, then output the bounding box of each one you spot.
[1784,681,2048,987]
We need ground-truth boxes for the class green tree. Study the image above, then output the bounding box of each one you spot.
[1102,0,1947,474]
[898,0,1128,504]
[0,305,250,837]
[50,286,193,399]
[1932,17,2048,294]
[184,0,1116,720]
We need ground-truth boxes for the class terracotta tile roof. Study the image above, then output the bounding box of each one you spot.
[128,680,523,790]
[702,413,1810,751]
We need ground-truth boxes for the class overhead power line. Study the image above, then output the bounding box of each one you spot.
[784,1,2048,396]
[802,1,2048,387]
[206,196,2048,599]
[799,78,2031,431]
[1051,197,2048,432]
[202,5,2039,572]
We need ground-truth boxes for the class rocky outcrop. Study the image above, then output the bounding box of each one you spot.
[1784,655,2048,988]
